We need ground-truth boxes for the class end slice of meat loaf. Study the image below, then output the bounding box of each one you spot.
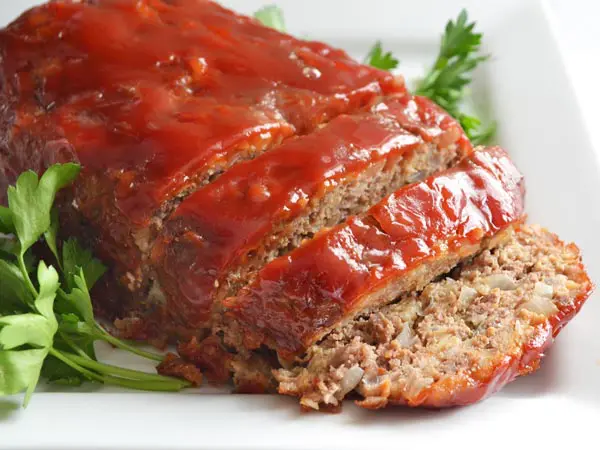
[142,94,471,342]
[275,224,593,410]
[223,146,525,360]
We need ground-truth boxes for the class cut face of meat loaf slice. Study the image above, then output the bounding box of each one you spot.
[276,225,593,410]
[149,95,471,339]
[224,147,525,360]
[0,0,404,277]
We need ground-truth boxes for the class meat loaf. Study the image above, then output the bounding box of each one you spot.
[147,94,471,341]
[224,146,525,361]
[275,225,593,410]
[0,0,404,282]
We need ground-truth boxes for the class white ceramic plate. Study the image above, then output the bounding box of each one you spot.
[3,1,600,449]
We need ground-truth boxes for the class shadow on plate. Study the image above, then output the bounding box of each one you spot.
[345,402,459,426]
[497,345,561,399]
[218,390,461,424]
[0,399,20,420]
[39,381,107,394]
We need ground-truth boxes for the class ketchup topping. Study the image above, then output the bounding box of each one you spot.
[225,147,525,358]
[153,95,469,330]
[2,0,403,224]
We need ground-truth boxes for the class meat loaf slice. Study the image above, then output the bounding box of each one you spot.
[224,146,525,360]
[0,0,404,279]
[275,225,593,410]
[147,94,471,341]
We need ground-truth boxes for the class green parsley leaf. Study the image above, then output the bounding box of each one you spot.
[0,234,19,261]
[57,269,94,326]
[415,9,494,143]
[1,162,189,407]
[62,238,106,291]
[0,260,33,308]
[55,269,99,360]
[60,313,80,324]
[54,316,97,359]
[0,314,55,349]
[0,350,50,401]
[0,261,59,406]
[364,41,399,71]
[22,251,38,276]
[0,250,13,263]
[0,206,15,234]
[254,5,286,32]
[43,321,96,384]
[44,207,61,269]
[439,10,481,61]
[7,164,80,255]
[34,261,61,322]
[468,121,497,146]
[41,354,85,386]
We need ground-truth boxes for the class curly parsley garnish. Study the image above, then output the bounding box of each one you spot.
[364,41,400,71]
[256,5,495,146]
[414,10,495,144]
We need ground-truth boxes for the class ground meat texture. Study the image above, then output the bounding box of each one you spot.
[230,354,277,394]
[175,336,232,384]
[224,147,524,360]
[148,94,470,341]
[0,0,403,295]
[156,353,204,387]
[274,225,593,410]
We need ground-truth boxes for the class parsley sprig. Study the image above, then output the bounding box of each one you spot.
[0,165,189,406]
[414,10,495,144]
[363,10,495,145]
[256,7,494,144]
[254,5,286,32]
[364,41,399,71]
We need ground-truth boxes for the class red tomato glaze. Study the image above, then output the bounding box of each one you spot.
[225,147,525,359]
[153,95,469,331]
[1,0,403,225]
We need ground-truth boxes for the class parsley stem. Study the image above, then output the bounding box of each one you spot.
[49,348,189,391]
[59,322,163,362]
[65,353,188,386]
[17,254,38,298]
[103,374,186,392]
[48,347,102,383]
[59,331,92,359]
[93,325,164,362]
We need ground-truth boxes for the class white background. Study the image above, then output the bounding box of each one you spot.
[547,0,600,154]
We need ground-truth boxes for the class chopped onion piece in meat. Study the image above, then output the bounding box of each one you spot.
[534,282,554,298]
[340,365,364,395]
[484,273,517,291]
[521,296,558,316]
[459,286,478,305]
[394,325,416,347]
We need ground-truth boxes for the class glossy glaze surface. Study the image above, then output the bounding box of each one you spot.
[0,0,402,225]
[153,95,468,330]
[225,147,526,358]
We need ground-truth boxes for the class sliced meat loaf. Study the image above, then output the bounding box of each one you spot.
[224,146,525,361]
[145,94,471,342]
[0,0,404,280]
[275,225,593,410]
